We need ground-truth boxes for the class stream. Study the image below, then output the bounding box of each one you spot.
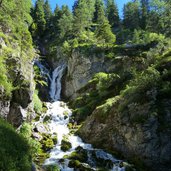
[35,61,133,171]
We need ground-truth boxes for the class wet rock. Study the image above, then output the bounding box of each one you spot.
[34,123,50,134]
[61,138,72,152]
[0,100,10,119]
[7,103,27,127]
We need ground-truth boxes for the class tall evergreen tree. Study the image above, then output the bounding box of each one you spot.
[73,0,95,35]
[44,0,52,28]
[106,0,120,28]
[123,0,140,30]
[58,5,73,39]
[140,0,149,29]
[34,0,46,35]
[94,0,116,44]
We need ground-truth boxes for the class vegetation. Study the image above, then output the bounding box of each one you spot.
[33,89,43,114]
[0,118,32,171]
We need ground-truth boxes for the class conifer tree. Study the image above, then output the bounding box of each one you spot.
[58,5,73,39]
[73,0,95,35]
[123,1,140,30]
[44,0,52,28]
[34,0,46,35]
[140,0,149,29]
[94,0,116,44]
[106,0,120,28]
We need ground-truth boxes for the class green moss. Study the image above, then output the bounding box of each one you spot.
[41,135,54,151]
[61,138,72,152]
[33,90,43,114]
[66,147,88,162]
[44,164,60,171]
[0,118,32,171]
[68,160,81,168]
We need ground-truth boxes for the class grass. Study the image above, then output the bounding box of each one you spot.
[0,118,31,171]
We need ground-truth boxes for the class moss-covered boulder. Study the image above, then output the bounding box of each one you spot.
[61,138,72,152]
[67,146,88,162]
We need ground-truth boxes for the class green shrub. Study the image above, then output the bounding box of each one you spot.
[33,90,43,114]
[20,122,41,160]
[0,118,31,171]
[0,56,13,98]
[132,30,165,45]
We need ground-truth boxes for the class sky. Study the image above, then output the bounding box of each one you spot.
[32,0,131,17]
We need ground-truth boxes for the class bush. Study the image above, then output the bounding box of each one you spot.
[33,90,43,113]
[0,118,31,171]
[132,30,165,45]
[0,56,13,98]
[20,122,41,159]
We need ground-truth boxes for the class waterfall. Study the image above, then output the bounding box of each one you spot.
[34,61,132,171]
[49,65,66,101]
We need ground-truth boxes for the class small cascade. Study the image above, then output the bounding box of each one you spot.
[35,62,134,171]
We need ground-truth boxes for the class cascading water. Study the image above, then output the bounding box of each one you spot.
[49,65,66,101]
[36,61,133,171]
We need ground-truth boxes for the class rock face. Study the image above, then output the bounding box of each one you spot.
[63,50,115,99]
[0,37,35,127]
[78,99,171,171]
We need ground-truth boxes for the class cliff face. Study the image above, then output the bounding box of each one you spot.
[0,36,35,127]
[62,48,132,99]
[78,98,171,171]
[63,46,171,171]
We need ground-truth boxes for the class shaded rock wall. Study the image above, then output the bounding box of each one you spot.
[78,96,171,171]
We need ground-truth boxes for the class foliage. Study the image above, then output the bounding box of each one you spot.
[33,90,43,114]
[34,0,46,36]
[0,118,31,171]
[20,122,41,159]
[0,56,13,98]
[132,30,165,45]
[44,165,60,171]
[105,0,120,28]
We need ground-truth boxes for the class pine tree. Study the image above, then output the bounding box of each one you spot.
[106,0,120,29]
[140,0,149,29]
[34,0,46,35]
[58,5,73,39]
[73,0,95,35]
[94,0,116,44]
[44,0,52,28]
[123,1,140,30]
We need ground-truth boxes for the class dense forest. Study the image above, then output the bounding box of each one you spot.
[0,0,171,171]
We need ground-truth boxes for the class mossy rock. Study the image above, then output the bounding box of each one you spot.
[52,136,58,144]
[41,134,54,151]
[66,146,88,162]
[44,164,60,171]
[43,115,51,123]
[68,160,81,168]
[61,139,72,152]
[36,149,50,164]
[68,160,94,171]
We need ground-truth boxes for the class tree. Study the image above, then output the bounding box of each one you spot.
[44,0,52,28]
[94,0,116,44]
[73,0,95,35]
[140,0,149,29]
[34,0,46,35]
[106,0,120,29]
[123,1,140,30]
[58,5,73,39]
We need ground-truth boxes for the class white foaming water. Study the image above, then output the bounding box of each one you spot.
[49,65,66,101]
[35,63,126,171]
